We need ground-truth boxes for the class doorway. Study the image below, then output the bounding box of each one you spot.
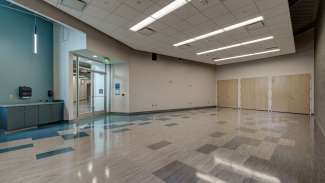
[73,55,109,119]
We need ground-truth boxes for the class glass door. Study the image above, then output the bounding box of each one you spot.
[92,71,106,115]
[73,55,108,119]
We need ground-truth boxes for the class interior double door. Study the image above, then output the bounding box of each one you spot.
[240,77,268,110]
[217,79,238,108]
[272,74,310,114]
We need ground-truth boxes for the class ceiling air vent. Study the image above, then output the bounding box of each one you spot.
[138,27,156,36]
[246,21,265,31]
[60,0,87,11]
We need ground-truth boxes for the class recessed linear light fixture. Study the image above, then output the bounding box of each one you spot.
[93,55,98,58]
[130,0,191,32]
[214,48,280,62]
[173,16,264,47]
[197,36,274,55]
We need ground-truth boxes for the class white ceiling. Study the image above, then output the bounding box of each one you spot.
[44,0,295,65]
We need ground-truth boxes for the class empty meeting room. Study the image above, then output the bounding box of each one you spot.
[0,0,325,183]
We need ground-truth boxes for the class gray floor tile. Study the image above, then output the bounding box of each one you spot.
[153,160,198,183]
[223,136,261,150]
[138,122,152,125]
[148,140,171,150]
[165,123,178,127]
[210,131,225,138]
[197,144,218,154]
[240,127,257,134]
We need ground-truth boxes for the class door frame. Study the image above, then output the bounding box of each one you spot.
[74,55,110,119]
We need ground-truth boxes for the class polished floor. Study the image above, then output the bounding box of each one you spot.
[0,108,324,183]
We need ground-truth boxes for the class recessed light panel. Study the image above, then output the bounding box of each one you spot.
[173,16,264,47]
[130,0,191,32]
[197,36,274,55]
[214,49,280,62]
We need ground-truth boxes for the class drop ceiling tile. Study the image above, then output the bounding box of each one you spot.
[229,4,260,19]
[253,0,284,11]
[104,13,131,28]
[210,12,236,27]
[221,0,255,9]
[111,3,142,21]
[174,3,199,19]
[151,0,174,7]
[147,21,169,32]
[247,27,271,37]
[190,0,220,11]
[186,12,209,26]
[90,0,121,14]
[82,4,108,20]
[201,3,229,19]
[43,0,295,65]
[124,0,154,12]
[160,12,186,28]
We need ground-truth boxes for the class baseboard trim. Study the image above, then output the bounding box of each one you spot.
[109,106,216,116]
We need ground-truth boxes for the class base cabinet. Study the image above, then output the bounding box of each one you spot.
[25,106,38,127]
[0,102,64,131]
[6,107,25,130]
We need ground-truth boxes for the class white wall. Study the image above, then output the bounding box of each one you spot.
[129,51,216,113]
[53,23,86,120]
[216,29,315,113]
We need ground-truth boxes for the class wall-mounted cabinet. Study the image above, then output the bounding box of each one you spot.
[0,102,64,131]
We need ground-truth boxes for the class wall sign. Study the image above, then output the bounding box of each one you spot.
[115,82,121,96]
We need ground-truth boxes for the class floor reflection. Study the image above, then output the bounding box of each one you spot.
[0,108,324,183]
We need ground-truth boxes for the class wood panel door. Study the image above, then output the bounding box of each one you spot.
[217,79,238,108]
[288,74,310,114]
[241,77,268,110]
[272,74,310,114]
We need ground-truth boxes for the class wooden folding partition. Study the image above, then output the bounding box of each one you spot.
[272,74,310,114]
[217,79,238,108]
[241,77,268,110]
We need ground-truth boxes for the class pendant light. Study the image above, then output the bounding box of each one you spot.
[33,16,37,54]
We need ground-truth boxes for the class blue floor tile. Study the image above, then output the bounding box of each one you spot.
[0,144,33,154]
[62,132,89,140]
[36,147,74,160]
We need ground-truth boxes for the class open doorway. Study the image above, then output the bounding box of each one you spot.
[73,55,109,119]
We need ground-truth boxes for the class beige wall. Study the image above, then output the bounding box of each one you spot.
[14,0,216,115]
[216,30,314,113]
[129,51,216,113]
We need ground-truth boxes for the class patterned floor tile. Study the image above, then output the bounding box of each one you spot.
[148,140,171,150]
[196,144,218,154]
[165,123,178,127]
[153,160,198,183]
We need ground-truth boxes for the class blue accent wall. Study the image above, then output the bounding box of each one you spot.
[0,1,53,104]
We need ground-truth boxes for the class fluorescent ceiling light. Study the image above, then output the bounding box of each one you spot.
[93,55,98,58]
[130,0,191,32]
[214,49,280,62]
[197,36,274,55]
[173,16,264,47]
